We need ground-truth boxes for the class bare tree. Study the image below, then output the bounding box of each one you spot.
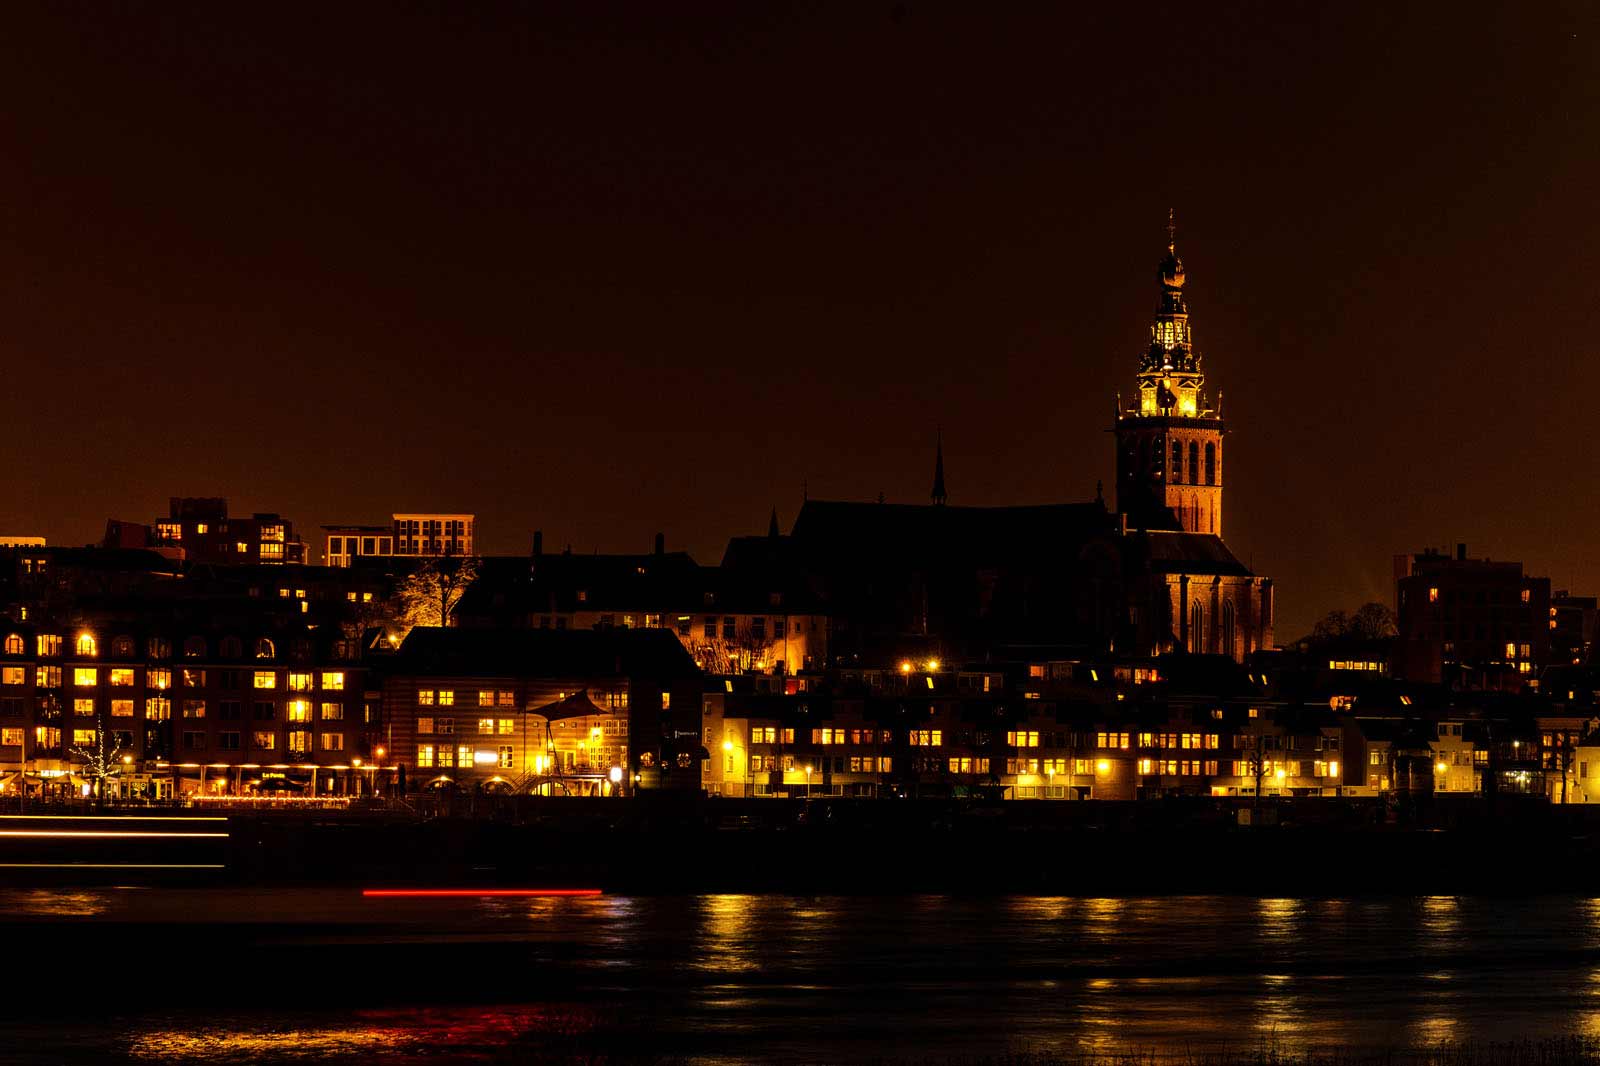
[397,556,481,631]
[1304,602,1397,645]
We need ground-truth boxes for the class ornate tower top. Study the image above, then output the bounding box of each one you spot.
[1129,210,1212,419]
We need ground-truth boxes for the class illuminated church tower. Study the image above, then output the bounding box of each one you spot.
[1114,213,1224,535]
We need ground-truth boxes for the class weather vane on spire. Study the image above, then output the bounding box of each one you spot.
[1167,207,1176,253]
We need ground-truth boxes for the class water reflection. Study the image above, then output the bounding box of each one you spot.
[696,894,759,976]
[128,1004,608,1063]
[8,888,111,917]
[3,891,1598,1064]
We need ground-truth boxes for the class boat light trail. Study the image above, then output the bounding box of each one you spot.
[0,830,229,838]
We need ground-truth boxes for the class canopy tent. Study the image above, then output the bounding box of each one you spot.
[527,689,608,722]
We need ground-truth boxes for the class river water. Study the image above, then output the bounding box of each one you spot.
[0,889,1594,1063]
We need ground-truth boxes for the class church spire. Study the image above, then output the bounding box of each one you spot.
[767,507,780,538]
[930,431,947,506]
[1130,210,1209,418]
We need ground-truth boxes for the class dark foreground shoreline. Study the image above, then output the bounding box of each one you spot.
[1,793,1596,894]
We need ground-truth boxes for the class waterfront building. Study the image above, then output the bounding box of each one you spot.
[0,617,376,800]
[382,627,702,794]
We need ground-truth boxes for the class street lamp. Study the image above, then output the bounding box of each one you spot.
[804,764,813,800]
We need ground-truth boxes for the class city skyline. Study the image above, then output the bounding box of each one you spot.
[0,3,1595,642]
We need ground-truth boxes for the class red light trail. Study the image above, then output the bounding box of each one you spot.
[360,883,601,889]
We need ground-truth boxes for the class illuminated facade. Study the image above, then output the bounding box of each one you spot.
[393,513,474,557]
[382,627,704,794]
[1115,218,1224,537]
[0,620,377,800]
[323,525,395,568]
[1108,219,1272,660]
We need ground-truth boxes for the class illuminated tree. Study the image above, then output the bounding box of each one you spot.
[68,717,127,807]
[396,556,480,631]
[687,619,777,675]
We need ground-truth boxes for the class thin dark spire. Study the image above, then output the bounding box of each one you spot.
[767,508,780,538]
[931,430,947,506]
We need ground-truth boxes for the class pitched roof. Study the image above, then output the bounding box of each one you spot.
[1133,531,1253,577]
[789,499,1114,564]
[391,626,701,679]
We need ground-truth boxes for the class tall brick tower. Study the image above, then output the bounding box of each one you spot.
[1114,212,1224,535]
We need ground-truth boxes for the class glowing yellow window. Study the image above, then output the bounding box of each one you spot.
[287,673,313,691]
[73,668,97,687]
[478,691,495,707]
[436,690,455,706]
[253,671,277,689]
[1428,587,1438,603]
[498,719,514,735]
[75,634,97,656]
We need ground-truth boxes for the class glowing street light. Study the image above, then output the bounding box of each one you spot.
[899,661,913,675]
[804,764,813,800]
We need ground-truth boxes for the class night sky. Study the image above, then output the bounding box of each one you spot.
[0,2,1594,640]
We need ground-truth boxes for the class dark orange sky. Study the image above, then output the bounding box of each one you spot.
[0,2,1594,640]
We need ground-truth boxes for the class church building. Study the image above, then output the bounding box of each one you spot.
[725,217,1273,665]
[1114,216,1272,660]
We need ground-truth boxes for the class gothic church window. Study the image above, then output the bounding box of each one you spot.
[1206,442,1216,486]
[1189,442,1200,486]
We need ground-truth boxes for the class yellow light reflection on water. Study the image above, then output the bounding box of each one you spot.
[129,1027,402,1060]
[696,893,759,975]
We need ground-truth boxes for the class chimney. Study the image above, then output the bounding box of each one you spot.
[532,530,543,557]
[1456,542,1467,562]
[654,532,665,556]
